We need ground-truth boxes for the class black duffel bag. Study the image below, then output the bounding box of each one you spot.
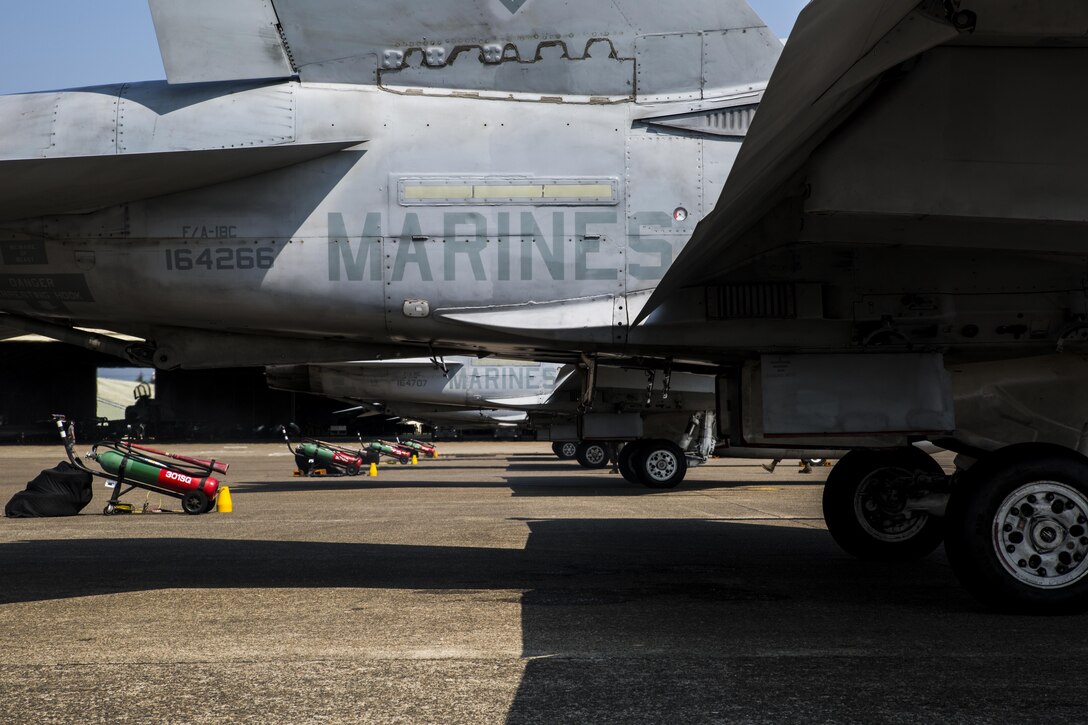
[5,461,93,518]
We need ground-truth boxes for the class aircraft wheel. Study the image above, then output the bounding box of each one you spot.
[634,440,687,489]
[822,448,945,561]
[553,441,578,460]
[576,441,611,469]
[182,490,209,516]
[617,442,645,484]
[945,444,1088,614]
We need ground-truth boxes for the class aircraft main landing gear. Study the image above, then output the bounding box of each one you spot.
[822,448,947,561]
[944,443,1088,614]
[619,439,687,489]
[575,441,611,469]
[552,441,578,461]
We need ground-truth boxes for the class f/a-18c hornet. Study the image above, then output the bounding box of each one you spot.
[268,356,842,479]
[269,356,723,476]
[269,357,574,432]
[4,0,1088,612]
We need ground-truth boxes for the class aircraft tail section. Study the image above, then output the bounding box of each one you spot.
[149,0,781,101]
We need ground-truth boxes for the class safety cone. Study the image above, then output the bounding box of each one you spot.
[433,451,440,459]
[411,454,418,465]
[217,486,233,513]
[369,462,379,477]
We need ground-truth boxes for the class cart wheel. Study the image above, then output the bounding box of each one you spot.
[345,466,361,476]
[103,502,116,516]
[182,490,209,515]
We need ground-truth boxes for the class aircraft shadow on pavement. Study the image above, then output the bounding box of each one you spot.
[225,472,812,495]
[2,518,1080,720]
[230,477,526,493]
[503,474,806,496]
[0,519,958,609]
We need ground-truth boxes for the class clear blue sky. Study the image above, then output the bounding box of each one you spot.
[0,0,807,95]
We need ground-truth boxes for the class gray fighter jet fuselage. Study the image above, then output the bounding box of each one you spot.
[0,0,779,371]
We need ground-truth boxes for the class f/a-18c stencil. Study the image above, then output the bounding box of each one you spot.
[5,0,1088,613]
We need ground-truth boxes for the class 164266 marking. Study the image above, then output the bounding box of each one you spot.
[165,247,275,272]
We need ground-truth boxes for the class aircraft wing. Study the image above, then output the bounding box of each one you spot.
[641,0,956,317]
[149,0,781,98]
[644,0,1088,318]
[0,142,360,222]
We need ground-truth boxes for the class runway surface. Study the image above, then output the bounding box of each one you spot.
[1,442,1086,723]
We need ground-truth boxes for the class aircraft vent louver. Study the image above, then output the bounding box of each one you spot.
[706,283,797,320]
[707,106,757,135]
[645,105,758,138]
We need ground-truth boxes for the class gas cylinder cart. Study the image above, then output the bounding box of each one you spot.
[395,439,439,459]
[53,415,226,515]
[281,427,380,476]
[367,439,415,465]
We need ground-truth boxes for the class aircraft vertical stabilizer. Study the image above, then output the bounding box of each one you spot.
[149,0,295,84]
[149,0,781,98]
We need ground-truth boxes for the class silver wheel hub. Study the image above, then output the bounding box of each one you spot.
[853,466,929,543]
[994,482,1088,589]
[586,445,606,465]
[560,443,577,457]
[645,450,678,482]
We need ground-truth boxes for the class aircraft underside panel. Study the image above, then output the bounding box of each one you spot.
[804,47,1088,240]
[734,354,955,447]
[951,355,1088,455]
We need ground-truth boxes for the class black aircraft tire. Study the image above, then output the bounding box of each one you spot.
[944,444,1088,615]
[576,441,611,469]
[634,440,687,489]
[822,448,945,562]
[182,490,209,516]
[617,442,645,485]
[553,441,578,460]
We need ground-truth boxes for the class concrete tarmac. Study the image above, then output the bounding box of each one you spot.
[0,442,1086,723]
